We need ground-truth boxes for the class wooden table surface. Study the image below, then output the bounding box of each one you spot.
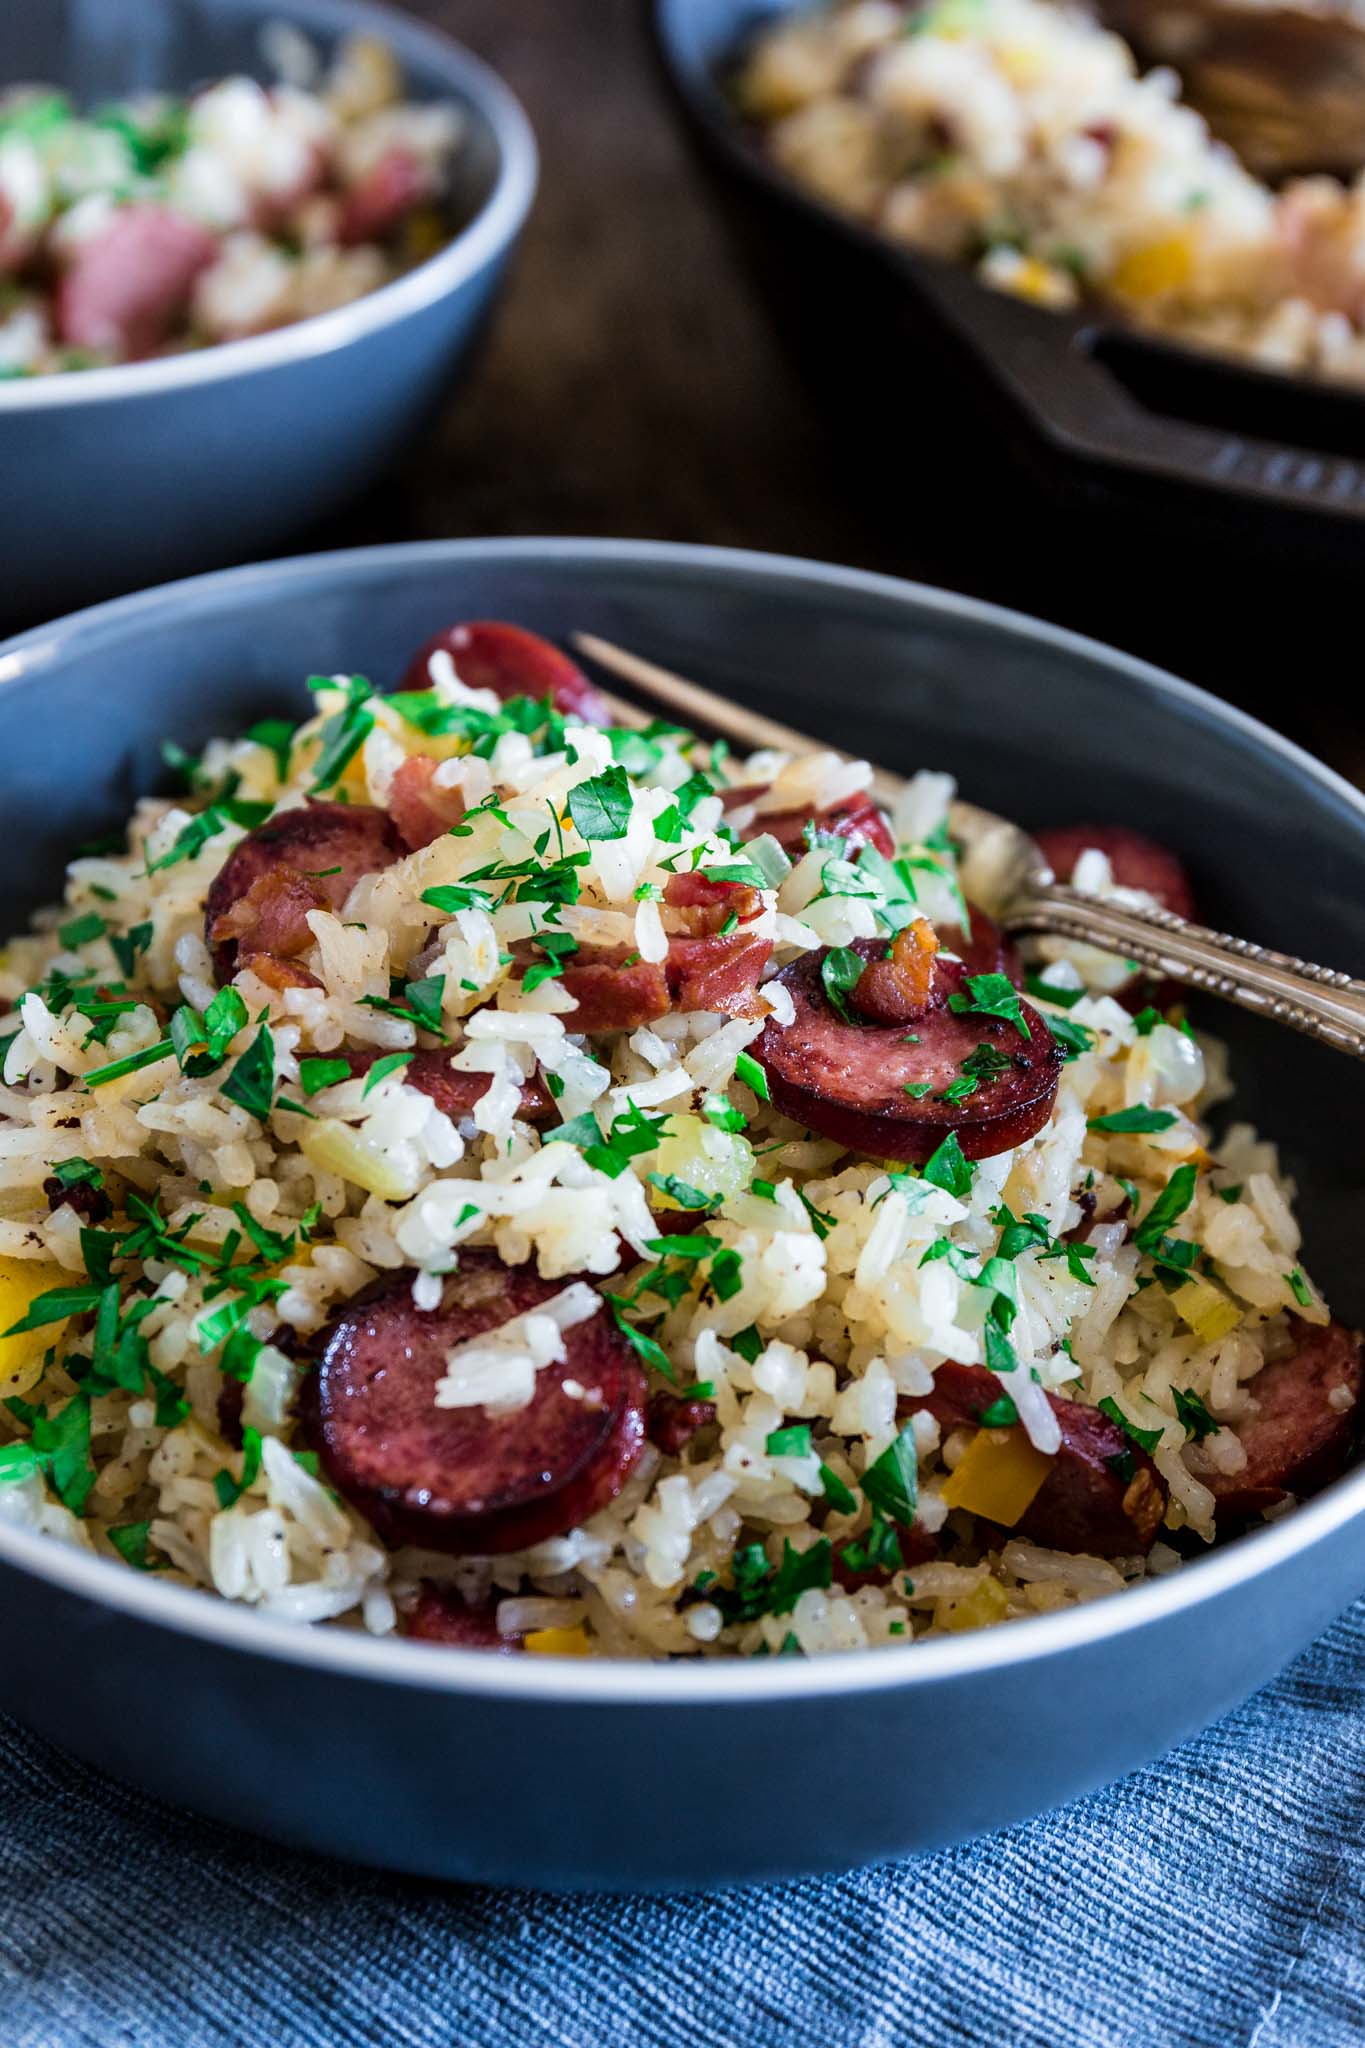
[315,0,1365,783]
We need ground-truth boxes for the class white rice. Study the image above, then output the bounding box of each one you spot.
[0,666,1345,1659]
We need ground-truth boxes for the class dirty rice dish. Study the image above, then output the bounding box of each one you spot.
[739,0,1365,386]
[0,32,462,376]
[0,620,1357,1660]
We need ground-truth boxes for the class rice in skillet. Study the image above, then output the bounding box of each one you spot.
[0,627,1356,1658]
[739,0,1365,387]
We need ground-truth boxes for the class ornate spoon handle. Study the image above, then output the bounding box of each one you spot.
[1008,887,1365,1056]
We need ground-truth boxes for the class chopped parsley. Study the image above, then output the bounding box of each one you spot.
[1087,1105,1178,1134]
[861,1423,918,1525]
[1097,1396,1163,1454]
[567,765,633,840]
[947,972,1031,1041]
[1172,1387,1218,1443]
[820,946,865,1023]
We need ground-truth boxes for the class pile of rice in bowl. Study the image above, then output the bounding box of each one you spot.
[0,33,462,377]
[739,0,1365,386]
[0,620,1357,1660]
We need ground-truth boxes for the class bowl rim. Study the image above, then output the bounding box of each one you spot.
[2,532,1364,1706]
[0,0,538,414]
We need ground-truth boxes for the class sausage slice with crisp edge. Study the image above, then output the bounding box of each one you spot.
[903,1361,1166,1557]
[204,802,401,981]
[1201,1318,1361,1521]
[754,940,1061,1163]
[396,620,609,724]
[304,1253,646,1554]
[343,1047,554,1125]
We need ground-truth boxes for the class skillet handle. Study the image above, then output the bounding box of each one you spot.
[909,257,1365,521]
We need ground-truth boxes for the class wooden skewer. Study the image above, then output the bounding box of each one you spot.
[573,632,906,810]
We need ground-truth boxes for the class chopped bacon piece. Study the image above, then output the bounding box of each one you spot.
[663,870,763,936]
[387,755,466,851]
[247,953,324,994]
[667,933,772,1016]
[557,955,671,1033]
[210,864,328,961]
[850,919,940,1025]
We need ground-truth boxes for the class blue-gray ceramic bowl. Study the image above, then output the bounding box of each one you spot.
[0,538,1363,1893]
[0,0,536,623]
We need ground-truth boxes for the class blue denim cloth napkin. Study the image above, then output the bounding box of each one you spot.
[4,1597,1364,2048]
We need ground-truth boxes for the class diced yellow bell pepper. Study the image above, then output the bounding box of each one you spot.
[524,1623,590,1657]
[0,1257,72,1400]
[940,1426,1054,1525]
[1171,1276,1243,1345]
[942,1576,1011,1633]
[1112,236,1192,300]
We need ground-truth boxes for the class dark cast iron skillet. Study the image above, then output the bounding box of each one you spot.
[651,0,1365,555]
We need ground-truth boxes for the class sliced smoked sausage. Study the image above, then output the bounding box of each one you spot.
[57,205,217,357]
[747,790,894,860]
[754,941,1061,1162]
[1201,1318,1362,1521]
[204,802,401,981]
[405,1581,524,1653]
[396,620,609,724]
[344,1046,553,1124]
[1035,825,1195,922]
[904,1361,1166,1557]
[305,1253,646,1554]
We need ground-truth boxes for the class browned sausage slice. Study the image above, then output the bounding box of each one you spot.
[344,1047,553,1124]
[754,942,1062,1162]
[1035,825,1195,921]
[204,802,401,980]
[406,1581,524,1654]
[904,1361,1166,1556]
[306,1253,646,1554]
[745,790,894,860]
[1202,1318,1362,1521]
[396,621,609,724]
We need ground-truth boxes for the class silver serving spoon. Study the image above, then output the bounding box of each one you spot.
[573,632,1365,1059]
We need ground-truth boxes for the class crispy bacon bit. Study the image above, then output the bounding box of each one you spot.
[647,1392,718,1456]
[557,955,671,1033]
[247,954,325,993]
[667,933,772,1016]
[663,870,762,935]
[209,864,328,963]
[851,918,940,1025]
[387,755,466,851]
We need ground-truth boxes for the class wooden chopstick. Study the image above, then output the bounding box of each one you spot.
[573,632,906,809]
